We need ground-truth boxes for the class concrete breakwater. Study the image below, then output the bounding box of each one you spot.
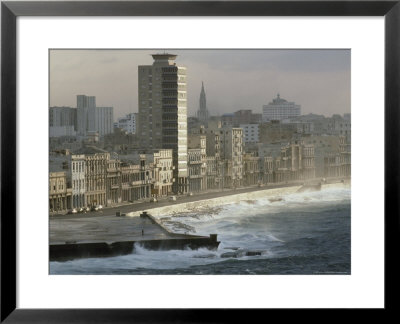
[50,212,220,261]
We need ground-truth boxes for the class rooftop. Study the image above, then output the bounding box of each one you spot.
[73,145,108,155]
[152,53,177,61]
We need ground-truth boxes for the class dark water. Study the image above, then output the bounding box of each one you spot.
[50,187,350,275]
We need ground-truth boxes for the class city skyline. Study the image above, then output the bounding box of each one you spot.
[50,49,351,119]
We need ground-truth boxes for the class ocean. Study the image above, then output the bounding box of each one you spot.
[50,187,351,275]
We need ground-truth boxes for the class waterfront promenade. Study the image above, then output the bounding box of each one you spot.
[50,177,348,220]
[50,182,297,219]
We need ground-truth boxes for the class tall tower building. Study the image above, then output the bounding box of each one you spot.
[77,95,96,136]
[76,95,113,137]
[138,54,188,193]
[197,81,209,124]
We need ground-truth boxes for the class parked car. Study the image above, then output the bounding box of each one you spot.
[169,196,177,201]
[67,208,78,214]
[187,192,193,196]
[150,197,158,203]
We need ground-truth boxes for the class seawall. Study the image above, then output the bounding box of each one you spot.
[126,181,350,219]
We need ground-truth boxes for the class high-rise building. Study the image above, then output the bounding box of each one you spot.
[262,94,301,122]
[196,82,209,124]
[76,95,114,137]
[90,106,114,136]
[49,106,77,137]
[138,54,188,193]
[77,95,96,136]
[49,106,77,128]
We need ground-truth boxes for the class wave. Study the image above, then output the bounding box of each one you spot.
[50,187,350,274]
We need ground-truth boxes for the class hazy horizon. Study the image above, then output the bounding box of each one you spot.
[50,49,351,119]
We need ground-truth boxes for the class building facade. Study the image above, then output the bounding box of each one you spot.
[77,95,114,137]
[243,152,261,186]
[205,155,218,189]
[50,106,77,138]
[188,149,204,192]
[262,94,301,122]
[106,156,121,205]
[50,106,77,129]
[77,95,96,136]
[115,113,138,134]
[152,149,174,197]
[138,54,188,193]
[49,126,77,138]
[85,151,109,207]
[49,171,72,212]
[259,121,297,144]
[324,136,351,178]
[220,127,243,188]
[90,106,114,136]
[274,141,316,183]
[69,154,86,208]
[120,155,152,202]
[221,110,262,127]
[240,124,260,144]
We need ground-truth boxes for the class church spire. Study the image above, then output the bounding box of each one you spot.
[199,81,207,111]
[197,81,209,124]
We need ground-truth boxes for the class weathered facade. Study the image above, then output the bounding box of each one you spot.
[49,171,72,212]
[120,155,152,202]
[274,141,316,183]
[188,134,207,192]
[324,136,351,178]
[262,156,274,184]
[85,152,109,207]
[152,149,174,197]
[106,157,121,206]
[205,156,218,189]
[243,153,261,186]
[69,154,86,208]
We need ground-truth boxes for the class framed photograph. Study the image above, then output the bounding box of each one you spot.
[1,0,399,322]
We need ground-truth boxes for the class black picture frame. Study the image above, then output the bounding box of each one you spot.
[1,1,399,322]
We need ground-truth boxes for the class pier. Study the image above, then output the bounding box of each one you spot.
[50,211,219,261]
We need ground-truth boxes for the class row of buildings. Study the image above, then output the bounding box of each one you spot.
[189,113,350,146]
[49,129,350,213]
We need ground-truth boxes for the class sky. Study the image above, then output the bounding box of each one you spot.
[50,49,350,119]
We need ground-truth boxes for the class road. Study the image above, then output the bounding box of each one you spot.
[50,178,347,220]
